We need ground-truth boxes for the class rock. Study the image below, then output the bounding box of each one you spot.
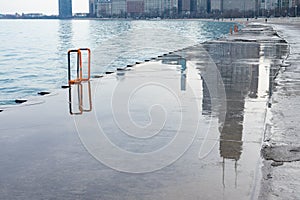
[61,85,70,89]
[261,145,300,162]
[93,75,104,78]
[15,99,27,104]
[271,161,284,167]
[38,92,50,96]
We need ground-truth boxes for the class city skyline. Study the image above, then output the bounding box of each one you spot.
[90,0,299,18]
[0,0,88,15]
[0,0,299,17]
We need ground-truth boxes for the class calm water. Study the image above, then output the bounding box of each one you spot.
[0,19,235,105]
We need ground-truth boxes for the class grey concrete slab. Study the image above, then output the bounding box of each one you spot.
[258,20,300,200]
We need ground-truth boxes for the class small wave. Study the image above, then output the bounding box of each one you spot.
[18,74,39,79]
[0,78,15,84]
[0,100,16,106]
[2,53,19,57]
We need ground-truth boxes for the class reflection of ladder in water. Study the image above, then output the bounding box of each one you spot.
[69,81,92,115]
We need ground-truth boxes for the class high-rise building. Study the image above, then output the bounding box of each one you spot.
[144,0,178,15]
[207,0,211,13]
[144,0,162,14]
[98,0,112,16]
[211,0,222,11]
[190,0,198,12]
[59,0,72,18]
[182,0,191,12]
[178,0,191,13]
[222,0,256,12]
[127,0,145,14]
[112,0,126,15]
[197,0,208,13]
[162,0,178,14]
[89,0,95,17]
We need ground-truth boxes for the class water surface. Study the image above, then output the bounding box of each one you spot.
[0,19,235,105]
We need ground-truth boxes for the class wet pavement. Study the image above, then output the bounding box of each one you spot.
[0,24,289,199]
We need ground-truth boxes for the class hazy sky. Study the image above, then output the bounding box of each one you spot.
[0,0,89,15]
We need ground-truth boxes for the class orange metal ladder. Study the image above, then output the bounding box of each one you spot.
[68,48,91,84]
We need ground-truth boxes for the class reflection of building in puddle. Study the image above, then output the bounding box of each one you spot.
[200,41,288,188]
[199,42,260,187]
[69,81,92,115]
[201,42,260,158]
[218,64,254,161]
[160,54,187,91]
[249,65,259,98]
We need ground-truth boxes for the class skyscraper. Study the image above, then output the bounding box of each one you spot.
[197,0,207,13]
[222,0,256,12]
[190,0,198,12]
[211,0,222,11]
[207,0,211,13]
[178,0,191,13]
[59,0,72,18]
[89,0,95,17]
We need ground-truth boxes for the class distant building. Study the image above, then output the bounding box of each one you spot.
[89,0,96,17]
[99,0,112,16]
[190,0,198,12]
[178,0,191,13]
[127,0,144,15]
[112,0,126,15]
[144,0,178,16]
[211,0,222,11]
[162,0,178,15]
[59,0,72,18]
[144,0,162,14]
[222,0,256,12]
[197,0,208,13]
[207,0,212,13]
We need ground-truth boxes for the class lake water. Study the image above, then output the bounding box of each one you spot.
[0,19,235,105]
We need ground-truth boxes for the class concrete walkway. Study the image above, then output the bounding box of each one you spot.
[258,19,300,200]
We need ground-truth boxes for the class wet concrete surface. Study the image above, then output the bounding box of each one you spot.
[256,19,300,200]
[0,24,289,199]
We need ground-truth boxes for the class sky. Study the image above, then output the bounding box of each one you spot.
[0,0,89,15]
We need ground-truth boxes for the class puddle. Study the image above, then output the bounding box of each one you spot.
[68,28,289,198]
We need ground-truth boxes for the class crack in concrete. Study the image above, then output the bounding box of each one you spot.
[262,145,300,163]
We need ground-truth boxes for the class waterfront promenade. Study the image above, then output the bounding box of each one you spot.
[0,20,298,199]
[257,18,300,200]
